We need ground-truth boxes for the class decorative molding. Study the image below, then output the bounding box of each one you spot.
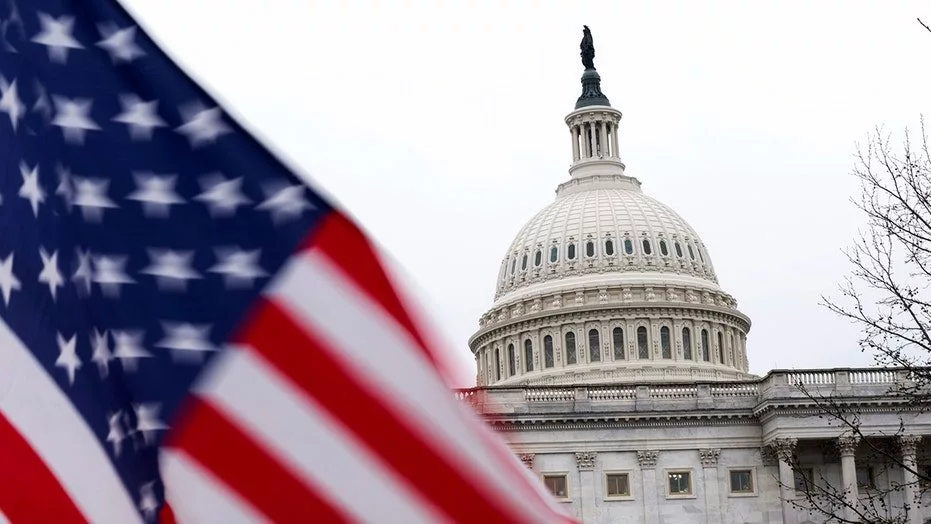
[699,448,721,467]
[770,437,798,463]
[836,435,861,457]
[518,453,535,469]
[575,451,597,470]
[637,450,659,469]
[760,446,778,467]
[899,434,922,457]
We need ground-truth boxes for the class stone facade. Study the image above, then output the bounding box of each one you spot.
[456,369,931,523]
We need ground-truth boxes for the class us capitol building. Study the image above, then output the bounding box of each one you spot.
[458,28,931,524]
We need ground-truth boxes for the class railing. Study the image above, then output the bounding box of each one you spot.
[711,383,759,397]
[786,371,835,386]
[849,370,897,384]
[588,387,636,401]
[525,389,574,402]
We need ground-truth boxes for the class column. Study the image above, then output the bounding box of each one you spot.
[772,437,799,524]
[588,123,596,159]
[637,450,660,524]
[575,452,597,522]
[611,121,619,159]
[599,120,608,157]
[899,435,923,524]
[699,448,722,523]
[836,435,861,522]
[570,126,580,162]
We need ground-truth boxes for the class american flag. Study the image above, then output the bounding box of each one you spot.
[0,1,574,522]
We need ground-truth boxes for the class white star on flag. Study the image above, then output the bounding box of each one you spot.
[175,103,230,147]
[0,75,25,131]
[126,173,184,217]
[54,332,80,385]
[73,177,118,222]
[0,253,21,306]
[92,255,135,298]
[56,164,74,211]
[51,96,100,144]
[18,161,45,216]
[194,173,252,217]
[31,12,83,63]
[106,411,125,457]
[72,248,93,295]
[32,80,52,120]
[139,482,159,521]
[257,182,314,224]
[140,249,201,291]
[112,94,166,140]
[133,403,167,446]
[112,330,152,372]
[90,328,113,377]
[156,322,215,363]
[96,23,144,63]
[38,248,64,301]
[209,247,268,288]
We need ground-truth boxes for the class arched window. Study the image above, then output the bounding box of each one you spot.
[688,244,695,261]
[544,335,554,368]
[642,239,652,255]
[585,241,595,257]
[520,254,528,270]
[549,246,558,263]
[637,326,649,359]
[510,257,516,274]
[624,239,634,255]
[729,333,735,366]
[507,343,516,376]
[659,240,669,256]
[588,328,601,362]
[567,243,577,260]
[674,242,683,258]
[494,347,501,381]
[698,247,705,263]
[660,326,671,359]
[605,239,615,256]
[534,250,542,267]
[701,329,710,361]
[717,331,725,364]
[611,327,624,360]
[565,332,577,365]
[682,327,693,360]
[524,339,534,372]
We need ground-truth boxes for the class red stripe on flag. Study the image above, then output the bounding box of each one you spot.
[307,213,440,368]
[166,398,351,524]
[0,413,87,523]
[237,298,529,524]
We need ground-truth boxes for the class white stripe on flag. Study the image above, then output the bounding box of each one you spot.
[197,346,451,524]
[267,250,560,523]
[161,449,268,524]
[0,508,9,524]
[0,320,142,524]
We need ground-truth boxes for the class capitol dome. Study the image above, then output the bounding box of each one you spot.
[469,57,752,387]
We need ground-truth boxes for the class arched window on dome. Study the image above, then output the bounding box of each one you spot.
[698,247,705,263]
[660,326,671,359]
[549,246,558,263]
[567,243,577,260]
[642,239,653,255]
[534,250,542,267]
[717,331,725,364]
[659,240,669,256]
[524,339,534,372]
[612,327,624,360]
[494,347,501,381]
[688,244,696,261]
[544,335,554,368]
[637,327,649,359]
[674,242,683,258]
[507,343,516,376]
[604,239,615,256]
[729,333,735,366]
[565,332,577,365]
[682,327,693,360]
[520,254,528,271]
[588,329,601,362]
[701,329,710,362]
[585,241,595,257]
[624,239,634,255]
[510,257,517,275]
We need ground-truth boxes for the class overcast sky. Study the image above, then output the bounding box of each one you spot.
[122,0,931,386]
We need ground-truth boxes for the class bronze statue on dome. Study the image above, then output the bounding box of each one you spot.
[580,25,595,70]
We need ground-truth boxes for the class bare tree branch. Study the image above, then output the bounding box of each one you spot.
[919,17,931,33]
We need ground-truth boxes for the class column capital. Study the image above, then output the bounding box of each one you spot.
[517,453,535,469]
[836,435,861,457]
[898,434,922,457]
[637,450,659,469]
[575,451,597,471]
[699,448,721,468]
[769,437,798,463]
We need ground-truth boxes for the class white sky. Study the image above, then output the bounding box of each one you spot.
[122,0,931,387]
